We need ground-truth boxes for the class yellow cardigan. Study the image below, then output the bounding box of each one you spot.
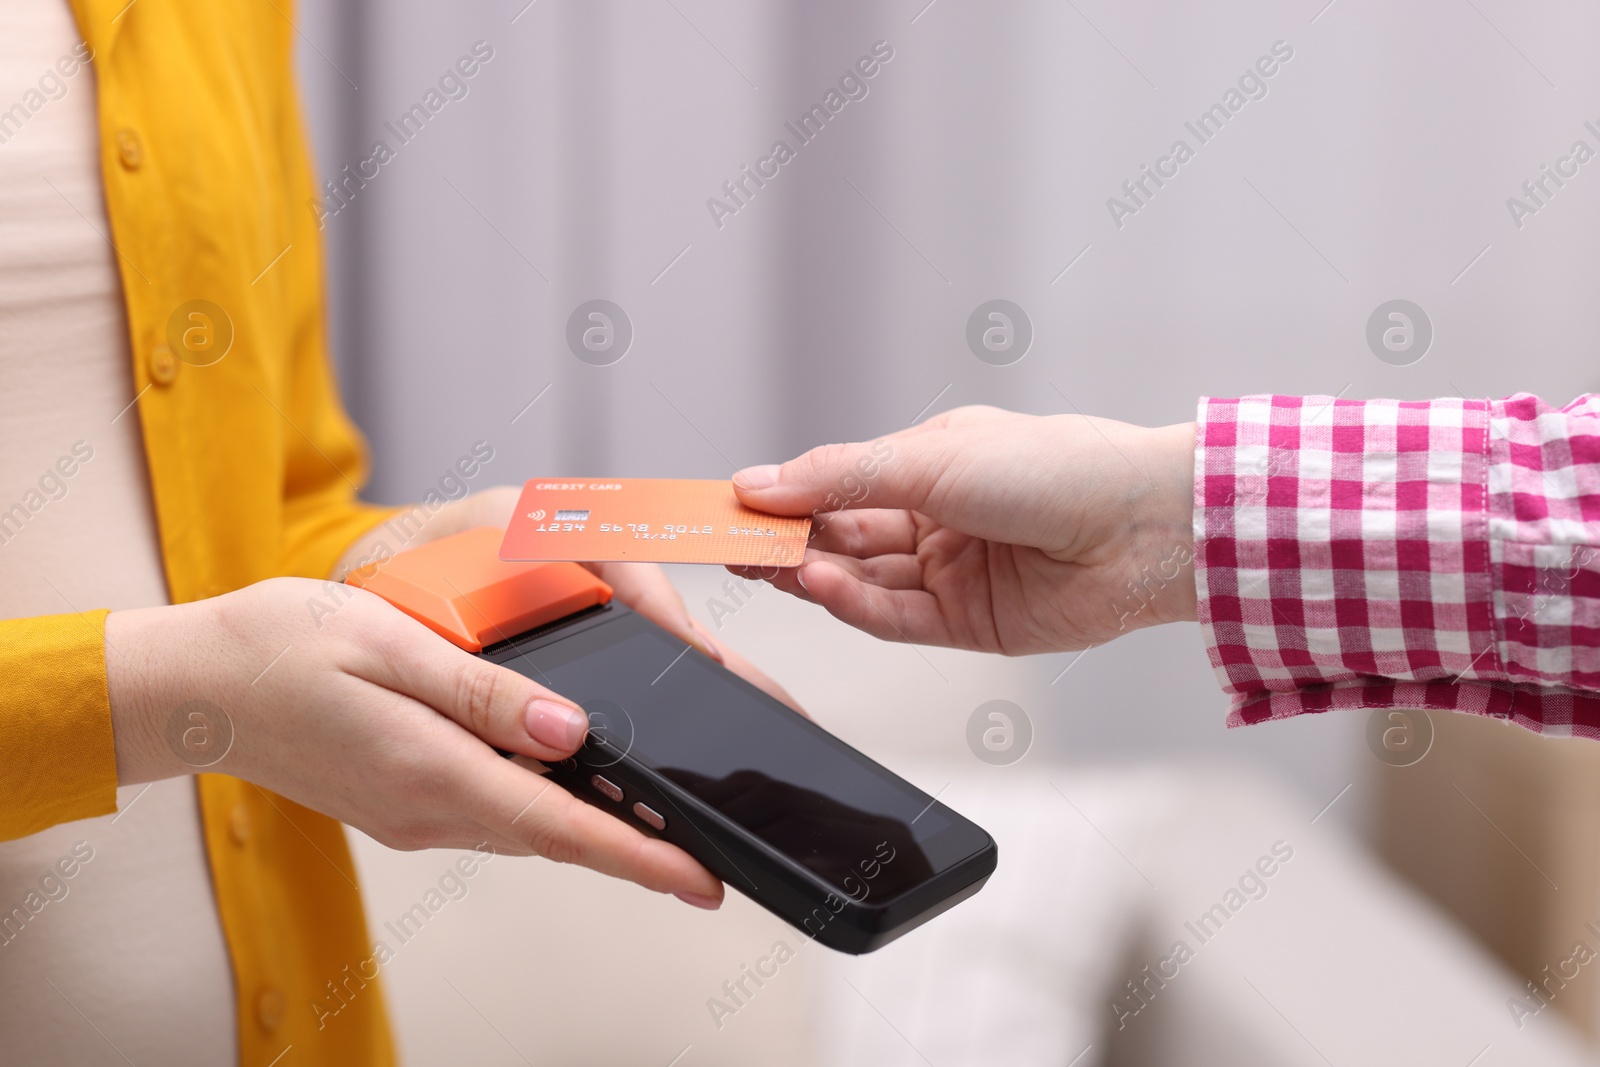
[0,1,398,1061]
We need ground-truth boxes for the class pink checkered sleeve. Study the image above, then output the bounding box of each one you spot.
[1194,393,1600,739]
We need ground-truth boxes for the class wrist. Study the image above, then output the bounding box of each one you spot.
[1133,421,1198,625]
[105,603,203,785]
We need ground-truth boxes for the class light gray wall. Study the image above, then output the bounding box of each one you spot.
[294,0,1600,823]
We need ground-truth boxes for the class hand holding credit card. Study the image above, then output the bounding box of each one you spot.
[500,478,811,566]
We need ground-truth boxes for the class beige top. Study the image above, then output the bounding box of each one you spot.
[0,2,235,1062]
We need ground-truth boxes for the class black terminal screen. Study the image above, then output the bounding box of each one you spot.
[503,611,958,899]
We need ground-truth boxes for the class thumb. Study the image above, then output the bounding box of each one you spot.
[731,434,932,517]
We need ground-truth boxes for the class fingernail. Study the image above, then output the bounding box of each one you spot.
[795,563,812,593]
[674,891,722,911]
[732,465,779,491]
[527,699,587,751]
[688,618,725,663]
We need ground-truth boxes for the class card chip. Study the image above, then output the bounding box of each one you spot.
[554,509,591,521]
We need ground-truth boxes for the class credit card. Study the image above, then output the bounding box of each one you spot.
[499,479,811,567]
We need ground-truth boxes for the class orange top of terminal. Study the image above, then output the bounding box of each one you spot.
[346,526,613,652]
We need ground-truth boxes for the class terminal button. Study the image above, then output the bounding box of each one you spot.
[590,775,623,802]
[632,802,666,830]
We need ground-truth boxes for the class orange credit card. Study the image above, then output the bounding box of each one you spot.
[499,479,811,567]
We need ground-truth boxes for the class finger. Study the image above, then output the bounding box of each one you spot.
[354,611,590,761]
[582,561,689,636]
[710,639,809,717]
[731,430,938,518]
[728,547,922,599]
[582,561,723,662]
[807,509,920,558]
[667,591,805,714]
[795,558,953,646]
[805,548,925,591]
[725,564,815,603]
[458,750,725,902]
[686,617,728,666]
[580,563,790,714]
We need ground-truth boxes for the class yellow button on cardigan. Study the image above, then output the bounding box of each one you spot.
[0,1,400,1061]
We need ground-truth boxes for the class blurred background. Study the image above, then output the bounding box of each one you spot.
[291,0,1600,1063]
